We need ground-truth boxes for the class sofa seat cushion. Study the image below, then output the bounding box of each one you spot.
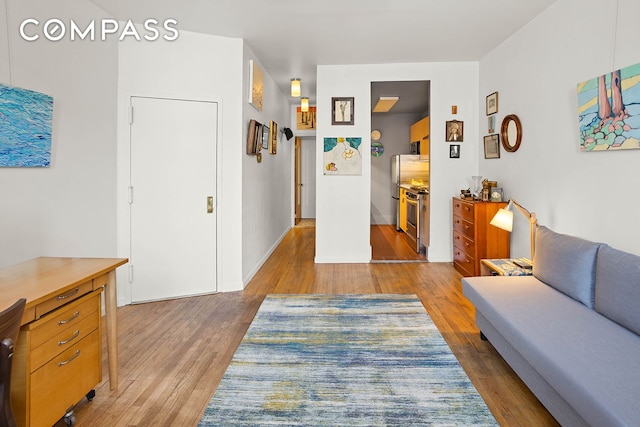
[463,275,640,427]
[533,226,603,308]
[596,245,640,336]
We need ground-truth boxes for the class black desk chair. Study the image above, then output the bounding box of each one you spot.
[0,299,26,427]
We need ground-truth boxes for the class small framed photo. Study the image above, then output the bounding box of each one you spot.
[488,115,495,133]
[486,91,498,115]
[490,187,503,202]
[331,97,354,125]
[261,124,269,150]
[269,120,277,154]
[445,120,463,142]
[484,134,501,159]
[449,144,460,158]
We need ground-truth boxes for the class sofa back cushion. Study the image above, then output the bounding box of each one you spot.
[595,245,640,335]
[533,226,602,308]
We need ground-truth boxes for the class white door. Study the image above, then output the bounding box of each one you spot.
[129,97,217,302]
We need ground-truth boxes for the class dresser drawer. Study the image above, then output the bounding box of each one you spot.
[30,329,101,427]
[454,248,475,277]
[453,199,474,222]
[453,230,476,254]
[29,290,100,350]
[453,216,475,239]
[35,280,93,319]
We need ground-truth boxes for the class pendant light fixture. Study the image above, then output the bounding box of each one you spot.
[301,97,309,112]
[291,78,301,97]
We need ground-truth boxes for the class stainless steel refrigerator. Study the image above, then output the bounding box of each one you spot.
[391,154,430,229]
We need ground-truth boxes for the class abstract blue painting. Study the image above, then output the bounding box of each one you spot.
[0,83,53,167]
[577,62,640,151]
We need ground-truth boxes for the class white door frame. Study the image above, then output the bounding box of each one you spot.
[116,94,224,306]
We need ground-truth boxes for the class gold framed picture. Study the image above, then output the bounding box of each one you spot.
[445,120,463,142]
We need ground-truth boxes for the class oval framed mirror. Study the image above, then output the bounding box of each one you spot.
[500,114,522,152]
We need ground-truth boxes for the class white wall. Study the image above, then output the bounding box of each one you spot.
[370,113,420,224]
[316,63,479,263]
[0,0,118,267]
[117,29,245,300]
[241,43,292,284]
[479,0,640,257]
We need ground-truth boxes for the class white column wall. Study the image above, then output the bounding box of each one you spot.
[316,63,479,263]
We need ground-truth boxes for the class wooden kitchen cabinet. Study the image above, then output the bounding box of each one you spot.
[410,116,430,160]
[452,197,510,276]
[399,187,407,232]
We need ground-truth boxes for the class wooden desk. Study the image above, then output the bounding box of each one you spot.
[0,257,127,426]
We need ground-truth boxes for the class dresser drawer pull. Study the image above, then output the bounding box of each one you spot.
[58,350,81,367]
[56,287,80,301]
[58,311,80,326]
[58,330,80,346]
[464,206,471,211]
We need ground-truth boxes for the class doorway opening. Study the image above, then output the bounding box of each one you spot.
[294,136,316,226]
[370,81,430,262]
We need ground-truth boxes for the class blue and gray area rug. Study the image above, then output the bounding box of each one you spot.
[199,294,496,426]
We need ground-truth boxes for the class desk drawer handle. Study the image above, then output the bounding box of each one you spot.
[58,311,80,326]
[56,287,79,301]
[58,330,80,346]
[58,350,80,367]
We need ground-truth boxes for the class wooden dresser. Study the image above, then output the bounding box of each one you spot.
[452,197,510,276]
[0,257,127,427]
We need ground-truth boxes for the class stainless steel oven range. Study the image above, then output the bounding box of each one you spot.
[404,189,428,253]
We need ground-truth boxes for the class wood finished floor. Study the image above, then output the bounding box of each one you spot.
[66,225,559,426]
[371,224,427,262]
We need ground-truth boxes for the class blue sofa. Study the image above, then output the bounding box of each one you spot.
[462,226,640,427]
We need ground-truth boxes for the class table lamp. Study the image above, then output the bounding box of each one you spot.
[490,199,538,263]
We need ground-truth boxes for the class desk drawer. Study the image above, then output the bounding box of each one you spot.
[35,280,93,319]
[30,313,99,370]
[29,290,100,350]
[30,329,101,427]
[453,216,475,239]
[93,273,109,289]
[453,199,474,222]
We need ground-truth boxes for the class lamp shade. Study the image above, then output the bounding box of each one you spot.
[291,78,301,97]
[301,97,309,112]
[490,208,513,232]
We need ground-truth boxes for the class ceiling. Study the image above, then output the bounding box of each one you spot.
[89,0,557,108]
[371,81,430,115]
